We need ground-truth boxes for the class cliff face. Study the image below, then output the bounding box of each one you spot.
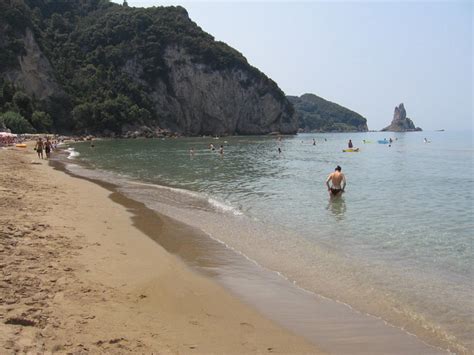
[0,1,296,135]
[3,29,64,101]
[288,94,368,132]
[146,46,295,135]
[381,103,422,132]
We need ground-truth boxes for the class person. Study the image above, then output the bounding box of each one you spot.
[278,147,282,155]
[210,143,215,151]
[219,145,224,155]
[313,138,316,146]
[189,147,195,156]
[35,138,44,159]
[44,138,52,159]
[326,165,346,198]
[389,138,393,143]
[348,139,353,148]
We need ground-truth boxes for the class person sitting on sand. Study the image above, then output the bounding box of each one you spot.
[35,138,44,159]
[326,165,346,198]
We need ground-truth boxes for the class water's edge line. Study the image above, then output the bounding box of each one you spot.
[52,151,451,354]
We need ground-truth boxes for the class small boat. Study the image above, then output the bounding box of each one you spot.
[343,148,360,152]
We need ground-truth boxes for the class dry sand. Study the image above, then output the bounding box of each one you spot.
[0,146,321,354]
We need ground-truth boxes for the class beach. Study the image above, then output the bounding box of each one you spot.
[0,146,320,354]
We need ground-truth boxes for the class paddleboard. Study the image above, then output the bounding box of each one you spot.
[343,148,360,152]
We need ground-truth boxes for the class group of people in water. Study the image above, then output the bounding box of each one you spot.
[189,143,224,157]
[34,137,58,159]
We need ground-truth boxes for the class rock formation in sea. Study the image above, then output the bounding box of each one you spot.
[288,94,368,132]
[381,103,422,132]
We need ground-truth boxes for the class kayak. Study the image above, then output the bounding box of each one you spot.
[362,140,373,143]
[378,140,389,144]
[15,144,27,148]
[343,148,360,152]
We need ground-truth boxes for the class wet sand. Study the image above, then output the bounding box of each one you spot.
[0,146,320,354]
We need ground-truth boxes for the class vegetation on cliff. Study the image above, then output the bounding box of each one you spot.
[288,94,368,132]
[0,0,288,134]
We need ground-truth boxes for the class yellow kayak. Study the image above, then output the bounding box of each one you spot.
[343,148,360,152]
[15,144,27,148]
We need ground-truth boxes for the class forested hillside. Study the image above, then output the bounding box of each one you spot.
[288,94,368,132]
[0,0,294,135]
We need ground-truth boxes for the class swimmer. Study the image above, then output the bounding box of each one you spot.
[326,165,346,198]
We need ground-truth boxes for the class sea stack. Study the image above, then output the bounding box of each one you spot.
[381,103,422,132]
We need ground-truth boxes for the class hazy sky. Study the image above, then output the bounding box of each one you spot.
[113,0,473,131]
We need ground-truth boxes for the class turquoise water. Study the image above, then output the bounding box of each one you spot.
[69,131,473,353]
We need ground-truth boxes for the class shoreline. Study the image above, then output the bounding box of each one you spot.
[57,143,451,354]
[0,145,320,353]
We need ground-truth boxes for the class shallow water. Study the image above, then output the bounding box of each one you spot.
[69,131,473,353]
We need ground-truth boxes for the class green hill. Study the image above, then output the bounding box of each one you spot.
[288,94,368,132]
[0,0,294,135]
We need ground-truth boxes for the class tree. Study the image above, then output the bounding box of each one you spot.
[31,111,53,132]
[2,81,15,103]
[13,91,33,119]
[0,111,35,133]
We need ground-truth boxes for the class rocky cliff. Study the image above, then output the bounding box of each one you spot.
[288,94,368,132]
[0,0,295,135]
[381,103,422,132]
[146,46,295,135]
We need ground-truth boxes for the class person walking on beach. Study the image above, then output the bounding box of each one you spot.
[326,165,346,198]
[348,139,353,148]
[45,138,52,159]
[35,138,44,159]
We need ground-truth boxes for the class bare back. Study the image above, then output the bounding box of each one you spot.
[327,171,345,189]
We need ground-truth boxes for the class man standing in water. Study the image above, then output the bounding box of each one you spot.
[326,165,346,198]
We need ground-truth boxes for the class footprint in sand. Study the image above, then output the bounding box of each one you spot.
[239,322,257,351]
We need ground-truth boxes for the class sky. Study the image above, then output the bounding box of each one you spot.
[113,0,473,131]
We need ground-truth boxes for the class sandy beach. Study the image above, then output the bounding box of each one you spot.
[0,146,320,354]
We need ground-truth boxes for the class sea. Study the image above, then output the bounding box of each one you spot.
[62,131,473,354]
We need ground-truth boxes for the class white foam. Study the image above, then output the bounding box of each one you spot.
[207,197,243,216]
[128,180,243,216]
[67,150,80,159]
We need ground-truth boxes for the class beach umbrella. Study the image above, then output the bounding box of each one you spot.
[0,132,16,137]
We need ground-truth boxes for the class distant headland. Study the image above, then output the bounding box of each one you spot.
[288,94,368,133]
[381,103,422,132]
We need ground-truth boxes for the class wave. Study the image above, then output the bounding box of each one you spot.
[127,180,243,216]
[67,150,80,159]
